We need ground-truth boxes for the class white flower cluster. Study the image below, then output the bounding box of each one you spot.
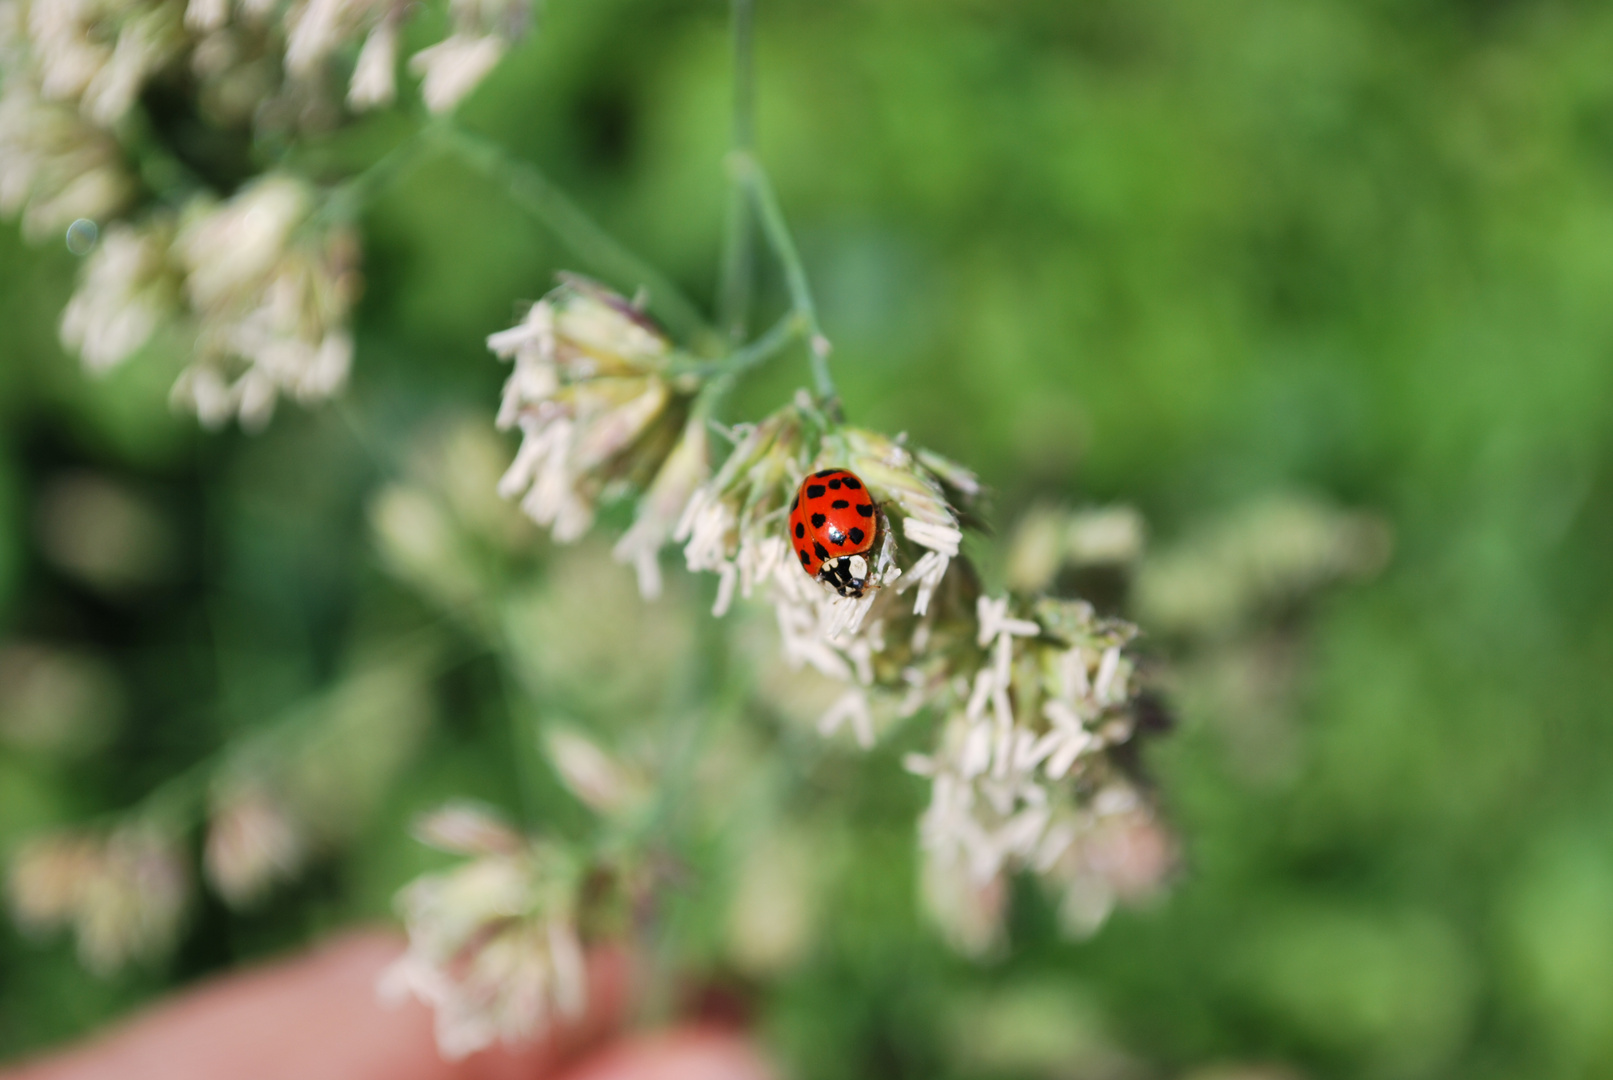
[904,597,1168,953]
[203,780,308,907]
[1,0,536,428]
[674,416,976,732]
[54,173,360,429]
[172,175,360,428]
[59,218,175,372]
[276,0,531,114]
[381,803,588,1060]
[2,0,185,130]
[0,81,135,242]
[0,0,164,241]
[5,822,189,976]
[0,0,529,132]
[485,278,1170,953]
[489,277,704,595]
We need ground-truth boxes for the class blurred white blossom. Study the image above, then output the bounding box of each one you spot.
[406,0,530,112]
[0,641,123,755]
[0,0,538,431]
[60,218,177,372]
[173,175,360,429]
[1135,493,1392,639]
[35,470,176,591]
[490,277,690,544]
[16,0,184,126]
[543,727,649,818]
[7,824,190,977]
[205,783,308,907]
[0,85,132,240]
[382,804,587,1060]
[184,0,227,33]
[921,845,1008,957]
[409,33,504,113]
[77,824,189,975]
[614,417,709,599]
[1006,504,1147,593]
[6,831,101,936]
[347,16,399,109]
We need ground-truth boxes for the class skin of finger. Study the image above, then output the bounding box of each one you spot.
[557,1029,777,1080]
[0,931,631,1080]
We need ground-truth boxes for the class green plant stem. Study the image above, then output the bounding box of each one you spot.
[320,124,440,225]
[124,625,460,832]
[732,151,838,404]
[716,0,757,344]
[433,125,715,350]
[492,655,546,828]
[667,308,802,380]
[331,400,549,828]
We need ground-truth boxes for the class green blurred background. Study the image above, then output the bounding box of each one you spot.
[5,0,1613,1077]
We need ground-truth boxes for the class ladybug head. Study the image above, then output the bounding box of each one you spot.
[819,553,871,599]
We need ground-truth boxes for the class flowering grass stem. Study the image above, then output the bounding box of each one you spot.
[493,659,546,828]
[723,307,803,375]
[434,125,715,350]
[731,151,837,405]
[334,400,552,826]
[716,0,757,345]
[320,124,441,225]
[101,626,459,832]
[668,308,801,382]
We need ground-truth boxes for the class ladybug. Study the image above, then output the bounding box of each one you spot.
[789,468,878,597]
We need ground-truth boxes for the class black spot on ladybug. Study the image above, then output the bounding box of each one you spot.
[830,528,846,545]
[811,513,826,528]
[795,522,805,538]
[831,499,849,509]
[842,477,862,490]
[856,503,874,517]
[848,527,865,545]
[799,548,810,565]
[806,485,826,499]
[813,542,829,561]
[828,478,843,490]
[815,469,836,478]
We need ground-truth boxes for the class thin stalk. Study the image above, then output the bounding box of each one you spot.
[734,152,837,404]
[494,659,546,828]
[715,0,757,343]
[123,625,462,831]
[332,399,547,827]
[666,308,801,380]
[434,124,714,350]
[319,124,439,225]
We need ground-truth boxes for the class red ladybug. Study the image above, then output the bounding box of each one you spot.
[789,468,878,597]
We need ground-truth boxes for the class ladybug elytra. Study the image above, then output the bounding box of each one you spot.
[789,467,877,598]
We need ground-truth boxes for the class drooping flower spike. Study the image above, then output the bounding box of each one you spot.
[1,0,542,427]
[483,278,1169,957]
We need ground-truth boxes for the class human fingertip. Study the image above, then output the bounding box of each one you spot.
[556,1028,776,1080]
